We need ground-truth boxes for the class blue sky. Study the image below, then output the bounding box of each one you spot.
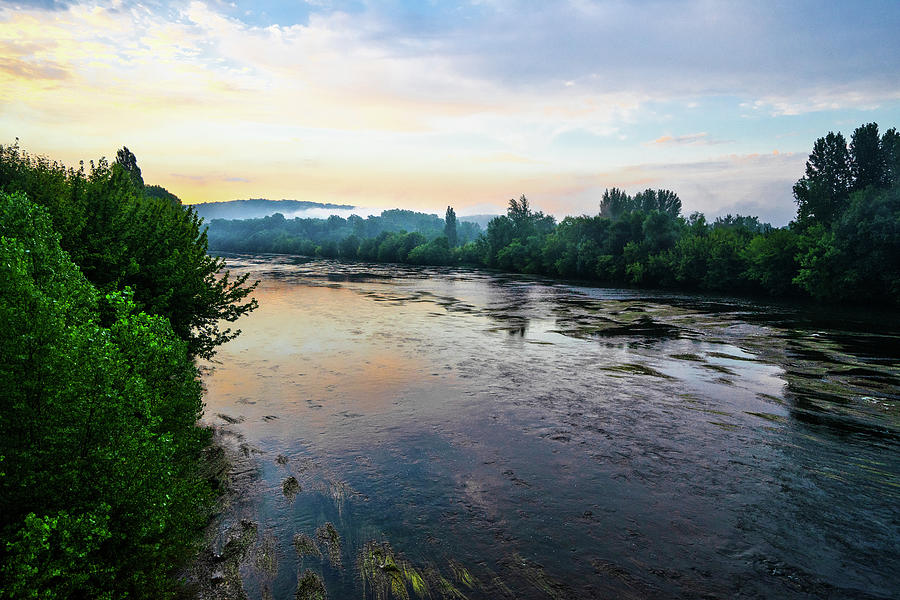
[2,0,899,224]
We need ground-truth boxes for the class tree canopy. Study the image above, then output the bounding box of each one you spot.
[0,190,217,598]
[0,142,258,359]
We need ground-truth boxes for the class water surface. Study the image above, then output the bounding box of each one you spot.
[201,255,899,599]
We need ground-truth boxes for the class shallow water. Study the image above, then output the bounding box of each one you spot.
[201,255,899,600]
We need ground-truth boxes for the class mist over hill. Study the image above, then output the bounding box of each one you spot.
[191,198,355,221]
[455,214,500,229]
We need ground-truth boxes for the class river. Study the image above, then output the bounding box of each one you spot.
[199,255,899,600]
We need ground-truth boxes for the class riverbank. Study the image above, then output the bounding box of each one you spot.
[181,424,261,600]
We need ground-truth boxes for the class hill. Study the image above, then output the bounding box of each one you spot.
[191,198,355,221]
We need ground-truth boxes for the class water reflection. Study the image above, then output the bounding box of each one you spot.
[200,255,899,600]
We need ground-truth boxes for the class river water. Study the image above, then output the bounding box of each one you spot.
[200,255,899,600]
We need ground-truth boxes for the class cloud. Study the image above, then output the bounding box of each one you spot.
[0,0,893,222]
[0,56,69,80]
[480,152,547,165]
[650,133,730,146]
[615,151,807,226]
[6,0,74,9]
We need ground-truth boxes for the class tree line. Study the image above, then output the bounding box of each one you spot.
[207,206,482,256]
[207,122,899,306]
[0,143,258,598]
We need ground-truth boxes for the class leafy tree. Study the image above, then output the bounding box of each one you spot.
[316,239,339,258]
[794,186,900,301]
[507,195,531,225]
[634,189,682,217]
[850,122,887,192]
[408,236,452,265]
[883,127,900,186]
[455,239,485,265]
[673,233,711,288]
[144,184,181,206]
[0,141,88,251]
[339,234,360,258]
[792,131,851,227]
[444,206,458,247]
[655,189,682,217]
[0,191,214,598]
[485,216,515,266]
[703,227,750,291]
[599,187,631,219]
[713,214,771,234]
[743,228,801,296]
[0,145,258,359]
[115,146,144,192]
[641,210,679,252]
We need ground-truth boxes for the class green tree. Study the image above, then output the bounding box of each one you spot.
[339,234,360,258]
[743,228,801,296]
[641,210,679,252]
[792,131,851,227]
[444,206,458,247]
[0,145,258,359]
[144,184,181,206]
[485,216,515,266]
[599,187,632,219]
[0,191,214,598]
[882,127,900,186]
[794,187,900,302]
[850,122,887,192]
[655,189,682,217]
[407,236,452,265]
[507,194,531,225]
[115,146,144,192]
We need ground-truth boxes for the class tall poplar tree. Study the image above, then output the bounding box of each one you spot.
[444,206,458,247]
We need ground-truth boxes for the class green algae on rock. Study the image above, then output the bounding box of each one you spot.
[283,476,301,501]
[293,532,322,561]
[295,570,327,600]
[315,522,342,568]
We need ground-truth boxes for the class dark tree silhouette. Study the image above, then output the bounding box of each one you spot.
[599,187,631,219]
[793,131,851,226]
[444,205,458,247]
[115,146,144,191]
[850,122,887,191]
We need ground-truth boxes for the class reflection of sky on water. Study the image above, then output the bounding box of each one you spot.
[202,256,899,600]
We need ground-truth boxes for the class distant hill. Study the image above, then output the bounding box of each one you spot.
[191,199,355,221]
[458,214,501,229]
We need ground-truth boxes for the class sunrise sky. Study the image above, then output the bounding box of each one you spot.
[2,0,899,224]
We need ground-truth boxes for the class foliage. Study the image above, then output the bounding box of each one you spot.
[793,131,851,227]
[0,142,258,359]
[0,191,215,598]
[444,205,458,247]
[794,186,900,301]
[144,184,181,206]
[207,206,482,255]
[601,187,681,219]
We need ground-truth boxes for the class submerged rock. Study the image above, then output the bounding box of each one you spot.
[295,570,327,600]
[255,531,279,578]
[283,476,301,501]
[293,532,322,560]
[315,522,342,569]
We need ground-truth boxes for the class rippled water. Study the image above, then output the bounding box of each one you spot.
[200,255,899,600]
